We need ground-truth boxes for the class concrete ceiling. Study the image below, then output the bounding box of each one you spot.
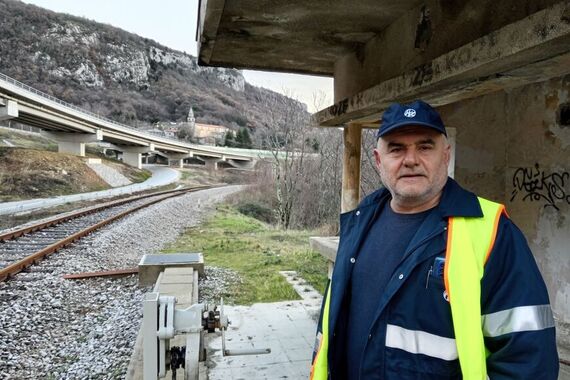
[197,0,422,75]
[198,0,570,127]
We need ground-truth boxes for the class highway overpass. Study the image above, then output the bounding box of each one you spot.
[0,72,254,169]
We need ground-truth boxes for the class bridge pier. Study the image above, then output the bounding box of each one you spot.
[123,152,142,169]
[41,130,103,157]
[166,153,192,169]
[201,157,221,171]
[116,145,155,169]
[0,99,18,121]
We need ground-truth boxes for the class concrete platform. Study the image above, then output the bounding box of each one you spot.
[138,253,204,286]
[205,271,322,380]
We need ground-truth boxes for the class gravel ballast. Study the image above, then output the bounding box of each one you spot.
[0,185,244,379]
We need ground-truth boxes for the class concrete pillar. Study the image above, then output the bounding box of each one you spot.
[168,159,184,168]
[59,141,86,156]
[166,153,191,169]
[341,123,362,212]
[203,158,219,170]
[41,130,102,157]
[0,100,18,121]
[123,152,142,169]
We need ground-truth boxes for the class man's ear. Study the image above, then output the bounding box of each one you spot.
[443,141,451,165]
[373,148,382,170]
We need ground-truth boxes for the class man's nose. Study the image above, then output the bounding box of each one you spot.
[402,149,419,167]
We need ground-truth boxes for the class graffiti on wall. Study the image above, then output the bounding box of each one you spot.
[511,163,570,210]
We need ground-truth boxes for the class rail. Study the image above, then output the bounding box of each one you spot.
[0,186,213,281]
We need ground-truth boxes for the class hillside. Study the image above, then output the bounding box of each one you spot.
[0,128,153,201]
[0,0,308,141]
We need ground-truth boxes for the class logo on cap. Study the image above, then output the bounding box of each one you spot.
[403,109,416,118]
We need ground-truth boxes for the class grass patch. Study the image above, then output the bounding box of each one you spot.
[163,204,328,305]
[128,168,152,183]
[0,127,57,150]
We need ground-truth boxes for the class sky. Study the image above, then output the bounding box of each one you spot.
[20,0,333,112]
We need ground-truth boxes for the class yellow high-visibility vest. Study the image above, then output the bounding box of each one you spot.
[310,197,504,380]
[445,197,505,380]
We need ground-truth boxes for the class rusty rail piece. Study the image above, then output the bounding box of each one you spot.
[63,268,139,280]
[0,185,212,282]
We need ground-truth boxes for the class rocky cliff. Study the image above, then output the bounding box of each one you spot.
[0,0,307,135]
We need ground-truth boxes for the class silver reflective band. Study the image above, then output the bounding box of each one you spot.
[385,324,458,361]
[482,304,555,338]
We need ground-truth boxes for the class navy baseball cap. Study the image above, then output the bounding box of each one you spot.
[377,100,446,139]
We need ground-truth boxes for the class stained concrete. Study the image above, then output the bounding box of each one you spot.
[198,0,419,76]
[438,75,570,361]
[138,253,204,286]
[205,271,322,379]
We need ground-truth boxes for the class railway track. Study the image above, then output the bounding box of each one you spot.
[0,186,212,281]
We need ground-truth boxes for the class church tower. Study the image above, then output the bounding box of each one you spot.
[187,107,196,129]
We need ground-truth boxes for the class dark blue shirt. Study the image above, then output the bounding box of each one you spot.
[346,201,432,379]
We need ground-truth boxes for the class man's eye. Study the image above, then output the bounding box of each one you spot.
[419,145,433,151]
[389,147,402,153]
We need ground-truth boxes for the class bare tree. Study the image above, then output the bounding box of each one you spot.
[261,90,310,229]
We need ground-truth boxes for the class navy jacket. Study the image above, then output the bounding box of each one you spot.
[318,178,559,379]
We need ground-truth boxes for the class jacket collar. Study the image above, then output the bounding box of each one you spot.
[360,177,482,218]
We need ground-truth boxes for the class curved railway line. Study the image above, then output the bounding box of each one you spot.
[0,185,212,282]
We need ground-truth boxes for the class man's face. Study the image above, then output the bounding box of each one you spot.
[374,126,450,212]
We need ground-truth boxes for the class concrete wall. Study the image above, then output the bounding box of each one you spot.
[438,75,570,350]
[333,0,560,102]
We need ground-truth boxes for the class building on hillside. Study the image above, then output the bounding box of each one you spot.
[197,0,570,361]
[194,123,229,145]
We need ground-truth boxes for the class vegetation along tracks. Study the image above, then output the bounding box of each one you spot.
[0,186,212,281]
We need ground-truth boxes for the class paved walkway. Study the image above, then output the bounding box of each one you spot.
[206,271,322,380]
[0,164,180,216]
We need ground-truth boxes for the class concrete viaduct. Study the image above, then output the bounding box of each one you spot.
[0,72,254,170]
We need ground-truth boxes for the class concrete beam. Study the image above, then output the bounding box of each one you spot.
[0,99,18,121]
[225,159,255,170]
[317,1,570,126]
[119,146,154,154]
[41,130,103,157]
[16,103,96,133]
[42,130,103,143]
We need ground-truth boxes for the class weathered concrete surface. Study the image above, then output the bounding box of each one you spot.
[198,0,419,76]
[333,0,562,101]
[205,271,322,379]
[318,1,570,126]
[438,75,570,361]
[138,253,205,287]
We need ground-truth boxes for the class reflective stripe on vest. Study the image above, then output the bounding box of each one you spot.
[444,197,504,380]
[310,284,331,380]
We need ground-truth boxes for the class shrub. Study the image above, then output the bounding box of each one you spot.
[237,201,275,224]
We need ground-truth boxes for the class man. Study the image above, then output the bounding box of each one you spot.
[311,100,559,379]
